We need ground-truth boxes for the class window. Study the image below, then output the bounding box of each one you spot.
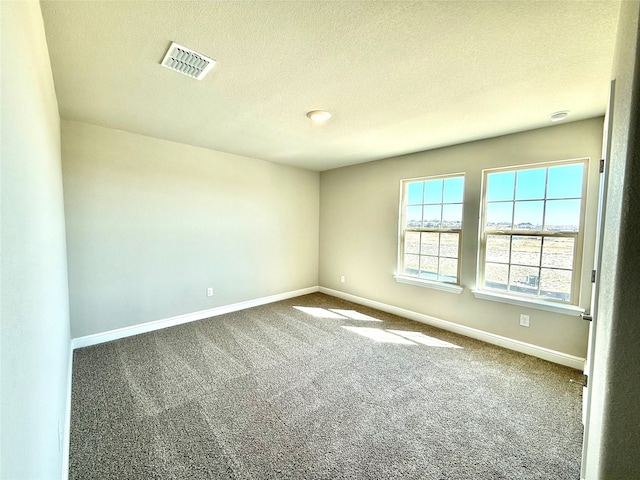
[479,160,586,303]
[398,174,464,286]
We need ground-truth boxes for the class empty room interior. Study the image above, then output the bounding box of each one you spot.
[2,1,640,479]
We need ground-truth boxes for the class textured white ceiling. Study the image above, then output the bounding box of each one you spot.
[40,1,619,171]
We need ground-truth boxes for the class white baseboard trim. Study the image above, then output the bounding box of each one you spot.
[61,343,73,480]
[319,287,586,370]
[71,286,319,350]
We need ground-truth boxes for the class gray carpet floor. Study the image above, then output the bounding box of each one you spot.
[69,293,584,479]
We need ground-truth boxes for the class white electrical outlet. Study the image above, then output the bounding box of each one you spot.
[340,275,346,283]
[520,314,530,327]
[206,287,214,297]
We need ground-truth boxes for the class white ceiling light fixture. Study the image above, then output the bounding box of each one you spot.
[306,110,332,122]
[549,111,570,122]
[160,42,216,80]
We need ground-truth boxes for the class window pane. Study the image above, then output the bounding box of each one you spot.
[509,265,540,296]
[511,236,542,266]
[424,179,443,204]
[540,268,572,302]
[480,163,584,304]
[404,254,420,276]
[443,177,464,203]
[484,263,509,291]
[440,233,459,258]
[406,205,422,228]
[515,168,546,200]
[420,232,439,256]
[423,205,441,228]
[541,237,575,270]
[442,204,462,228]
[404,232,420,255]
[544,199,581,231]
[486,202,513,229]
[401,174,465,286]
[547,163,584,199]
[486,235,510,263]
[407,182,424,205]
[487,171,515,201]
[513,201,543,230]
[438,257,458,282]
[419,256,438,280]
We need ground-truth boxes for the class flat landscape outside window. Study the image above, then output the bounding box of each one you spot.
[479,160,586,303]
[399,174,464,285]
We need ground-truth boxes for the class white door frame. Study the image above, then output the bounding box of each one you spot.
[580,79,615,480]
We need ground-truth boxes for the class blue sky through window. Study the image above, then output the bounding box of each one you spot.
[407,176,464,206]
[516,168,546,200]
[405,176,464,229]
[486,163,584,230]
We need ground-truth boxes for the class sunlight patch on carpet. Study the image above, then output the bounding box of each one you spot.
[342,326,416,344]
[328,309,382,322]
[294,306,383,322]
[342,326,463,348]
[293,306,347,319]
[387,330,462,348]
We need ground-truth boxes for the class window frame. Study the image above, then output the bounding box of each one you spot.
[396,173,465,290]
[477,158,589,305]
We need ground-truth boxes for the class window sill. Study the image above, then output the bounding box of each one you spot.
[394,275,463,294]
[471,289,585,316]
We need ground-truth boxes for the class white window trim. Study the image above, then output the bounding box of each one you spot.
[471,289,584,316]
[476,158,589,307]
[394,275,464,294]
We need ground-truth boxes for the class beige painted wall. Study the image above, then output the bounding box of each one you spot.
[0,1,71,478]
[320,118,603,358]
[62,121,319,338]
[583,1,640,478]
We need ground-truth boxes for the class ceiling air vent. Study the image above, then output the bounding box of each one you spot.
[160,42,215,80]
